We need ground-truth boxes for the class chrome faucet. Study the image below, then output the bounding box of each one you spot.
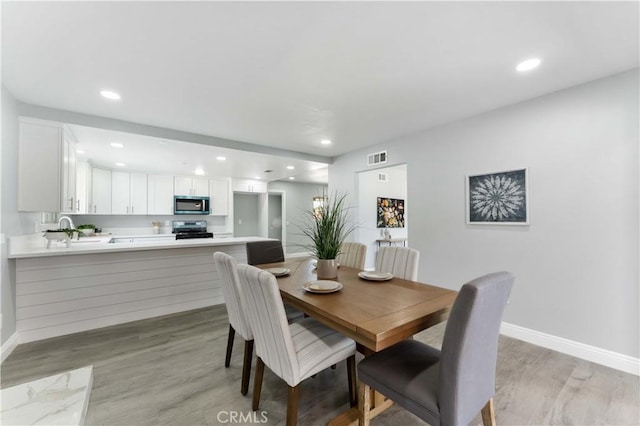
[58,215,75,230]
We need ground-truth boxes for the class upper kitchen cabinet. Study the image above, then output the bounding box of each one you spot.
[174,176,209,196]
[232,178,267,193]
[90,167,112,214]
[148,174,174,215]
[18,118,78,213]
[209,177,230,216]
[112,171,148,215]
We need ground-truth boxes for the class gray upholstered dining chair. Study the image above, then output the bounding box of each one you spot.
[245,239,304,322]
[375,246,420,281]
[357,271,514,426]
[236,263,357,426]
[214,251,255,395]
[246,240,285,265]
[337,241,367,270]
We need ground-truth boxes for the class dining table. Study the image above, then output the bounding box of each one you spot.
[258,257,457,425]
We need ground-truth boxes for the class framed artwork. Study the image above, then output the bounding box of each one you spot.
[466,168,529,225]
[377,197,405,228]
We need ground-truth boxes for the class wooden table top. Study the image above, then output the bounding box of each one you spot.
[259,258,457,352]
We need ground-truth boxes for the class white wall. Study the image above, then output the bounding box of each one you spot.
[329,69,639,358]
[1,86,40,346]
[357,164,408,269]
[267,181,328,254]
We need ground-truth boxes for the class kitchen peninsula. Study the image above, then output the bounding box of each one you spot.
[8,235,272,344]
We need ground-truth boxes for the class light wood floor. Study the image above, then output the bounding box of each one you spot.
[2,305,638,425]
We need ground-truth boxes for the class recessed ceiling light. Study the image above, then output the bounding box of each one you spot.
[288,176,295,180]
[194,168,204,176]
[115,162,126,167]
[216,156,226,161]
[516,58,541,72]
[286,165,295,170]
[76,149,84,154]
[254,176,261,180]
[100,90,121,100]
[321,139,332,145]
[110,142,124,148]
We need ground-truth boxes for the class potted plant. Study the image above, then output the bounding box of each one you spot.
[300,193,355,279]
[43,228,77,248]
[77,224,96,237]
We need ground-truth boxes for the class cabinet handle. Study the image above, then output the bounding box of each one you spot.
[94,205,97,213]
[76,200,81,211]
[68,197,74,210]
[131,205,134,214]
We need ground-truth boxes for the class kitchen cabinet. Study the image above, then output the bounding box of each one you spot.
[232,178,267,193]
[174,176,209,196]
[148,175,174,215]
[90,168,112,214]
[76,161,92,214]
[112,171,148,215]
[209,177,230,216]
[17,118,79,212]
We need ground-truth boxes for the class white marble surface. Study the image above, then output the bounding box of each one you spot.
[0,366,93,425]
[8,234,272,258]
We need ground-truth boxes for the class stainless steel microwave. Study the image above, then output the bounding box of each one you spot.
[174,196,210,215]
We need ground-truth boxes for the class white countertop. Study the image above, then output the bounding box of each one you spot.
[0,366,93,425]
[9,234,272,259]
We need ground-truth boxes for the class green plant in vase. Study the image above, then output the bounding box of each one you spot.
[300,193,355,279]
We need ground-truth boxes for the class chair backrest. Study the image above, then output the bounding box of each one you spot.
[235,263,300,387]
[246,240,285,265]
[336,242,367,270]
[439,271,514,426]
[375,246,420,281]
[213,252,253,340]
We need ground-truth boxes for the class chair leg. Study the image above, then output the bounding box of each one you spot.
[252,357,265,411]
[286,384,300,426]
[358,380,371,426]
[347,355,357,407]
[240,339,254,395]
[224,324,235,367]
[481,398,496,426]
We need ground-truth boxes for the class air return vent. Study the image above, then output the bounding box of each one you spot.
[378,173,388,182]
[367,150,387,166]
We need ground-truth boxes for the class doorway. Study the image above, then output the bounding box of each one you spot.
[268,193,283,241]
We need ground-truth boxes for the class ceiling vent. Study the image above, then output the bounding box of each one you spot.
[378,172,388,182]
[367,150,387,166]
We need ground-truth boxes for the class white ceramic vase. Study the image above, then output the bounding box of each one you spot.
[316,259,338,280]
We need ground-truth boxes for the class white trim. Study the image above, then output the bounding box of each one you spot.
[1,332,19,364]
[501,322,639,376]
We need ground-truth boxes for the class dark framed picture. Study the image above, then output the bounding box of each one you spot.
[466,168,529,225]
[377,197,405,228]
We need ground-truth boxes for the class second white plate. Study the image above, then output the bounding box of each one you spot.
[358,271,393,281]
[302,280,343,293]
[266,267,291,277]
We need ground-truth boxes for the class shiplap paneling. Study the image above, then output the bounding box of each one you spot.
[14,244,247,343]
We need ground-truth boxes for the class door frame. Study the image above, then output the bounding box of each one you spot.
[268,190,287,249]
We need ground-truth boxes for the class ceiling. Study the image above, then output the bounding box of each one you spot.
[3,2,638,165]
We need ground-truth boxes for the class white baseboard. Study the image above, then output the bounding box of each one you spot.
[1,332,18,364]
[501,322,639,376]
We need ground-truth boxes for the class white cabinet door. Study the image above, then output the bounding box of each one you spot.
[61,135,78,213]
[209,178,229,216]
[76,161,92,214]
[17,118,62,212]
[174,176,193,195]
[174,176,209,196]
[130,172,148,215]
[192,178,209,197]
[111,171,130,214]
[91,168,112,214]
[232,178,266,193]
[148,175,174,215]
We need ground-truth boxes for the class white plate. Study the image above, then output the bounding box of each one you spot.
[265,267,290,277]
[358,271,393,281]
[302,280,343,294]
